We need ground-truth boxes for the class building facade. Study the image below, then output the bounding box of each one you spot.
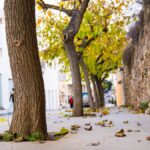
[0,10,13,109]
[0,10,60,110]
[123,2,150,109]
[0,8,88,110]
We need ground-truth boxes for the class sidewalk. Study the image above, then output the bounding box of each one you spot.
[0,108,150,150]
[0,109,12,116]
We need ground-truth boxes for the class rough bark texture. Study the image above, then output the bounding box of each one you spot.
[91,74,100,109]
[124,2,150,109]
[79,56,95,110]
[62,0,90,116]
[95,76,105,107]
[99,80,105,107]
[64,40,83,116]
[4,0,47,137]
[39,0,90,116]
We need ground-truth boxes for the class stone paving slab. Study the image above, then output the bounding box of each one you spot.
[0,108,150,150]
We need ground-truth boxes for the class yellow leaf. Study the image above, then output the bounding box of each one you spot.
[37,5,42,11]
[36,0,41,3]
[0,118,7,122]
[46,9,53,17]
[37,18,42,25]
[59,1,65,9]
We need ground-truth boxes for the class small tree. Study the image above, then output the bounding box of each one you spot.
[37,0,91,116]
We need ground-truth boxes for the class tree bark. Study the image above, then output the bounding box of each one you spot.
[62,1,90,116]
[99,80,105,107]
[39,0,90,117]
[91,74,100,109]
[4,0,47,138]
[64,40,83,116]
[95,76,105,107]
[79,56,95,110]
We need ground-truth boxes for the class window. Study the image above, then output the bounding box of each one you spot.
[0,48,2,57]
[0,18,2,24]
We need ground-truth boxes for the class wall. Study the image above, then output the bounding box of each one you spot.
[116,68,126,106]
[0,10,12,109]
[123,1,150,109]
[0,9,60,110]
[43,62,60,110]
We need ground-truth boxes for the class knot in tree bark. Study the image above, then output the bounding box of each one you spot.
[13,40,24,47]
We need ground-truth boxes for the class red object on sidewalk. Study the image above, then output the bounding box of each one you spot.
[69,97,73,105]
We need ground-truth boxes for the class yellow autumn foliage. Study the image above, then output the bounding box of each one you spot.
[0,118,7,122]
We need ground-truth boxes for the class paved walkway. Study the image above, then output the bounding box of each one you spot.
[0,108,150,150]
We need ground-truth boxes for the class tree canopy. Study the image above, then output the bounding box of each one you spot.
[36,0,130,79]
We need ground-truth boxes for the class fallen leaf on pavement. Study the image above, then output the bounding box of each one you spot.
[0,118,7,122]
[127,129,141,132]
[84,126,92,131]
[14,137,24,142]
[70,131,78,134]
[71,124,80,131]
[127,129,132,132]
[137,122,142,126]
[123,120,129,124]
[85,123,90,126]
[90,141,100,146]
[115,129,126,137]
[95,120,113,127]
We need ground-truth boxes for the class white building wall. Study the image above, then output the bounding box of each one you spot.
[0,9,60,110]
[0,10,12,109]
[43,62,60,110]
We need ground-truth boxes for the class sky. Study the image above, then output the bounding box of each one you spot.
[0,0,142,12]
[0,0,59,10]
[0,0,142,14]
[0,0,142,29]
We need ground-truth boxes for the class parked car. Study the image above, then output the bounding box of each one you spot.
[82,92,89,107]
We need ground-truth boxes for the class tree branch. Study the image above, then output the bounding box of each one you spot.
[38,0,73,16]
[63,0,90,42]
[96,53,103,63]
[79,0,83,4]
[80,0,90,15]
[78,19,98,49]
[101,71,109,82]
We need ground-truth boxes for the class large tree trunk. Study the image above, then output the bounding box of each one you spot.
[95,76,105,107]
[62,1,90,116]
[79,56,95,110]
[4,0,47,138]
[91,74,100,109]
[64,40,83,116]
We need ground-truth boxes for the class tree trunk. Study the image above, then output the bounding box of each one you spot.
[99,80,105,107]
[61,1,90,116]
[95,76,105,107]
[91,74,100,109]
[79,56,95,110]
[64,40,83,116]
[4,0,47,138]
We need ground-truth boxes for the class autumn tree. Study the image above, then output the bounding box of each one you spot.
[74,0,129,107]
[38,0,90,116]
[37,0,130,109]
[4,0,47,138]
